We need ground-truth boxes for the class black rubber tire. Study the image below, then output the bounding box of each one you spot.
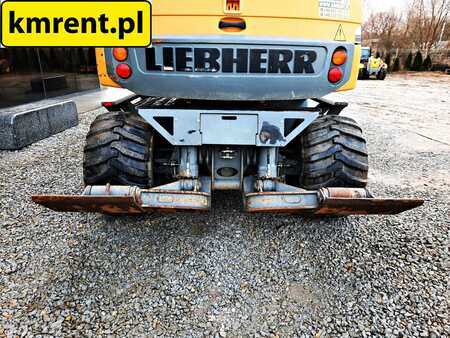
[377,70,387,80]
[300,115,369,190]
[358,69,365,80]
[358,69,369,80]
[83,111,154,188]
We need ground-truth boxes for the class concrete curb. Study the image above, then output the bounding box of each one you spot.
[0,100,78,150]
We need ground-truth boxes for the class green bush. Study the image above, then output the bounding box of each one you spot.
[412,51,423,71]
[392,57,401,72]
[422,55,432,70]
[404,52,413,70]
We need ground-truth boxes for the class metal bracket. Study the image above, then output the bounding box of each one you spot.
[101,94,144,112]
[243,177,424,215]
[312,98,348,115]
[32,177,423,216]
[32,178,212,215]
[138,108,319,147]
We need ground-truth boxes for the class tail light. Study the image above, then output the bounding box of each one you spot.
[332,48,347,66]
[225,0,240,12]
[328,67,343,83]
[328,48,346,83]
[116,63,132,79]
[113,48,128,61]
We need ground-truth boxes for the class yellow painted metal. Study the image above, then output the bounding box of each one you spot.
[370,57,382,69]
[95,48,120,88]
[153,0,362,22]
[99,0,363,91]
[338,44,361,92]
[152,16,360,41]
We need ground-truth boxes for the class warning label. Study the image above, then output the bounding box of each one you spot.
[319,0,350,19]
[334,25,347,41]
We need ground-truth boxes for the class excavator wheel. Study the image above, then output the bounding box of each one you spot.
[358,69,369,80]
[300,115,369,190]
[83,111,154,188]
[377,69,387,80]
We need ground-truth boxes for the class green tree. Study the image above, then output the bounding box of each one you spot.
[422,55,432,71]
[412,51,423,71]
[404,52,413,70]
[392,57,401,72]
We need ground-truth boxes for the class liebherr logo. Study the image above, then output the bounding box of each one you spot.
[146,47,318,74]
[1,0,152,47]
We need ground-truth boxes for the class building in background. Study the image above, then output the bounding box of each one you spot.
[0,48,99,109]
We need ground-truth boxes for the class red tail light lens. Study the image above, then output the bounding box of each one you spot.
[113,48,128,61]
[328,67,343,83]
[116,64,132,79]
[332,49,347,66]
[226,0,240,12]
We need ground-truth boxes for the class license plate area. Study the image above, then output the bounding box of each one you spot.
[201,114,257,145]
[138,106,320,147]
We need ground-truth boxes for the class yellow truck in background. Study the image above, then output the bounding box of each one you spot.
[34,0,423,217]
[358,47,388,80]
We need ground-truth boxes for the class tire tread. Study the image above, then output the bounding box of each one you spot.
[301,115,369,189]
[83,111,153,188]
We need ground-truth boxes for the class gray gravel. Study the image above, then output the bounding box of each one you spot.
[1,73,449,337]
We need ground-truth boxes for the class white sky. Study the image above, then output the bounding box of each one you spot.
[365,0,409,15]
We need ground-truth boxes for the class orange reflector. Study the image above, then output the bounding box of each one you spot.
[332,49,347,66]
[113,48,128,62]
[116,64,132,79]
[328,67,343,83]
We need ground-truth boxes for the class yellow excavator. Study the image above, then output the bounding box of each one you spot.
[33,0,423,216]
[358,47,388,80]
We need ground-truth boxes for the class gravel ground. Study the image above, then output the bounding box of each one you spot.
[1,73,449,337]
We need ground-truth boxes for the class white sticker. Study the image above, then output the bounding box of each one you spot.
[319,0,350,19]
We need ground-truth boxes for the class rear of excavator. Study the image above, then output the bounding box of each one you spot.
[33,0,423,216]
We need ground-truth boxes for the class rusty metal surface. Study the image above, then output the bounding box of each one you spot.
[244,191,318,213]
[314,198,424,216]
[319,188,371,199]
[147,190,210,196]
[33,186,423,216]
[244,188,424,216]
[32,190,211,214]
[32,195,143,215]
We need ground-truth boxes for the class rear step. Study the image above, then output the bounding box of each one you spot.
[33,179,211,215]
[32,181,423,216]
